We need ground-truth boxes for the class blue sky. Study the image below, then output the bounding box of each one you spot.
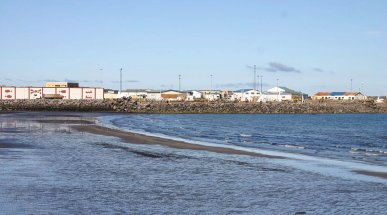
[0,0,386,95]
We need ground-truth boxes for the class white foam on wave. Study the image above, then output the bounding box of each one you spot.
[280,144,305,149]
[97,115,387,183]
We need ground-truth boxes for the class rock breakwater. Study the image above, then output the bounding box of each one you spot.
[0,99,386,113]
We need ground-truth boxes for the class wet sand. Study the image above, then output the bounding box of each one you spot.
[353,170,387,180]
[74,125,284,159]
[34,119,95,124]
[4,112,283,158]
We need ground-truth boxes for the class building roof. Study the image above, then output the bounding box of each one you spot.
[314,92,362,96]
[234,89,260,93]
[267,87,285,93]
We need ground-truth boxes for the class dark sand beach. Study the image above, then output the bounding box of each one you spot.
[74,125,283,159]
[354,170,387,180]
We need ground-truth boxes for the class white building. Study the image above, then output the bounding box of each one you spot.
[260,92,292,102]
[118,89,148,99]
[186,91,203,101]
[146,91,163,101]
[199,90,222,101]
[231,89,260,102]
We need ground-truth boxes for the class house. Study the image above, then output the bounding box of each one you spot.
[312,92,367,100]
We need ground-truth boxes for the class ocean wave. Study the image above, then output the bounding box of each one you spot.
[280,144,305,149]
[350,148,387,156]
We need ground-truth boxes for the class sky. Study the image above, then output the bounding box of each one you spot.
[0,0,386,95]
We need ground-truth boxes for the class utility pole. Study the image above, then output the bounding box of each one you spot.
[99,68,103,88]
[254,65,257,90]
[178,74,181,91]
[276,78,279,101]
[260,76,263,93]
[209,74,213,102]
[210,74,213,94]
[361,82,364,93]
[120,68,123,93]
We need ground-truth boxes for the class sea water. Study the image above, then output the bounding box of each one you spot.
[0,113,386,214]
[101,114,387,165]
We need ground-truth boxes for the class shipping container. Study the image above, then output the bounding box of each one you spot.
[69,88,82,99]
[83,88,95,99]
[15,87,29,99]
[1,87,16,99]
[30,88,43,99]
[43,87,56,95]
[57,88,70,99]
[96,88,104,99]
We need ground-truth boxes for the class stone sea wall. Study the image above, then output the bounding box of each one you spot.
[0,99,386,114]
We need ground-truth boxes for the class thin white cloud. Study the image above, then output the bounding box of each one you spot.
[365,30,383,36]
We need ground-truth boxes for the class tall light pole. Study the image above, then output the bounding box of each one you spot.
[120,68,123,93]
[350,78,353,92]
[178,74,181,91]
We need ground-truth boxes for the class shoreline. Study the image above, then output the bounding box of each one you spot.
[353,170,387,180]
[74,125,284,159]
